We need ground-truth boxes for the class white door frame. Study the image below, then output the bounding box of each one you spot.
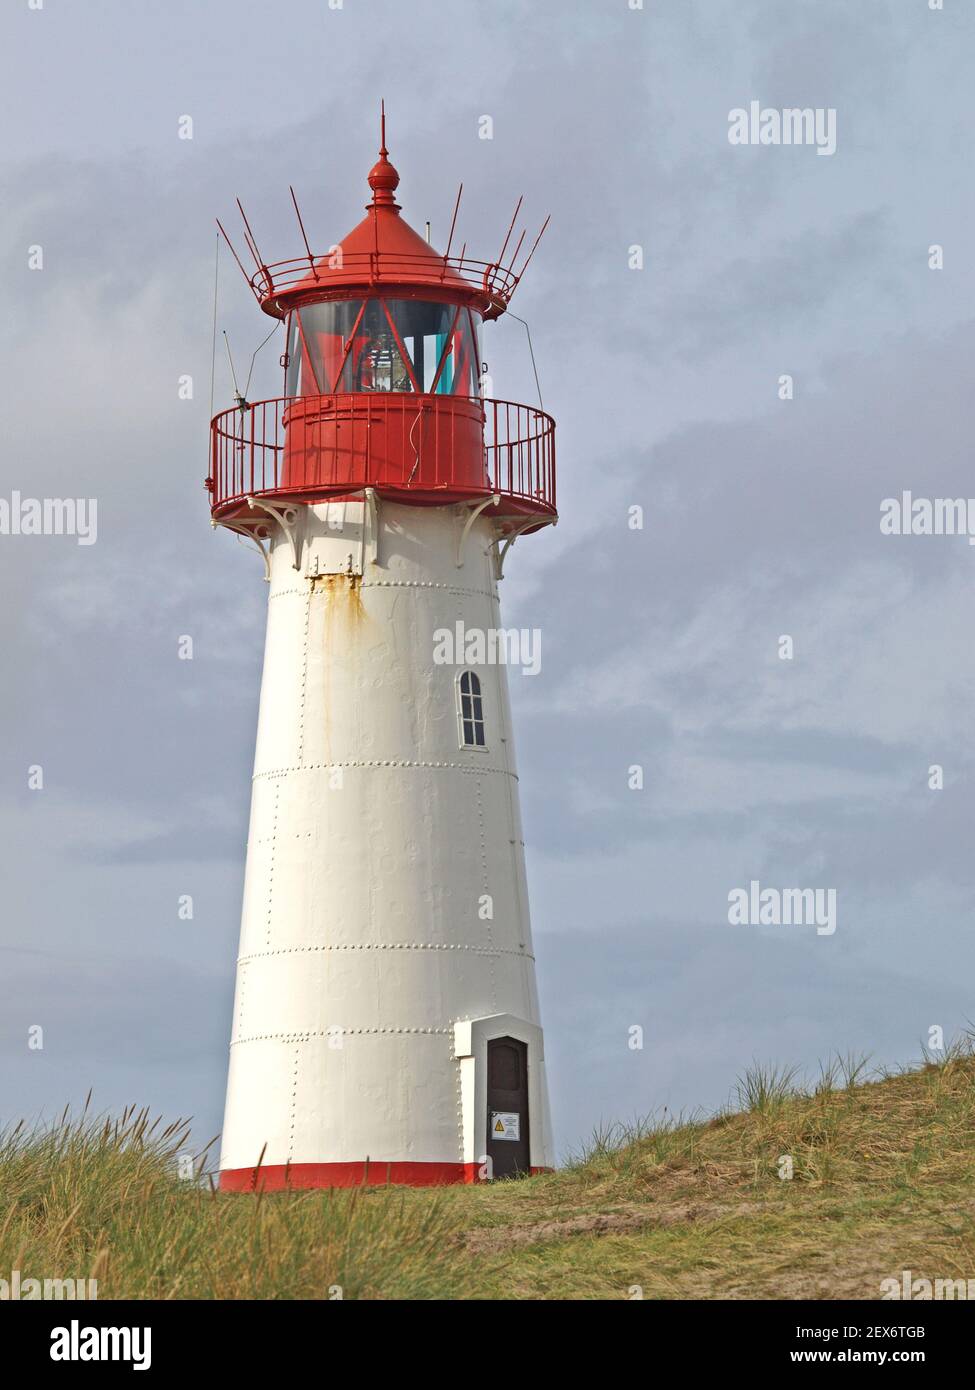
[454,1014,552,1175]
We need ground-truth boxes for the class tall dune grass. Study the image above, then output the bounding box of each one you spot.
[3,1038,974,1299]
[0,1100,472,1299]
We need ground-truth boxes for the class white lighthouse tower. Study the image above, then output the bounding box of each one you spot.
[210,118,557,1188]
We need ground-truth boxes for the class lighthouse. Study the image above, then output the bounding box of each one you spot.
[209,116,556,1189]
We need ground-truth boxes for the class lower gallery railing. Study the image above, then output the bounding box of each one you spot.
[209,393,556,520]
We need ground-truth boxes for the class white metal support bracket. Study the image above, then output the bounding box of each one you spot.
[246,496,303,571]
[457,493,500,567]
[212,518,273,582]
[489,514,557,580]
[363,487,380,566]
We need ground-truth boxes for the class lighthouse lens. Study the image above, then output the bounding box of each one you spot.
[382,300,480,397]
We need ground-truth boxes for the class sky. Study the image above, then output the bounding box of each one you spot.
[1,0,973,1161]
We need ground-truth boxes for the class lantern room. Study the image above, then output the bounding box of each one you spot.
[284,298,481,398]
[208,116,556,533]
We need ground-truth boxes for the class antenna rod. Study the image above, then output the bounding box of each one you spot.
[238,224,260,270]
[208,230,220,423]
[289,185,318,277]
[236,198,267,272]
[504,228,526,275]
[215,218,261,300]
[495,195,523,270]
[443,182,463,267]
[513,214,551,284]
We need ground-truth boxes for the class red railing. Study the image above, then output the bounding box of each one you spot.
[208,394,556,522]
[247,250,519,312]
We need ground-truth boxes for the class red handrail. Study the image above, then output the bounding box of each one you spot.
[208,393,556,522]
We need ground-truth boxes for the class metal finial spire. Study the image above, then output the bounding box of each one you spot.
[368,99,400,207]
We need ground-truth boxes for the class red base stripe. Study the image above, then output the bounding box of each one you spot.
[219,1161,552,1191]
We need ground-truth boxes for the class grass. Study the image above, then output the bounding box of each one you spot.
[2,1041,974,1300]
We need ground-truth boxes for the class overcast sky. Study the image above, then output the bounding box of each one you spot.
[1,0,973,1159]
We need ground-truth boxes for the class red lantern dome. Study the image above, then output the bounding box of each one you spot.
[261,135,480,318]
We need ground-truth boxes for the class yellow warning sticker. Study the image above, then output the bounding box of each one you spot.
[491,1111,520,1141]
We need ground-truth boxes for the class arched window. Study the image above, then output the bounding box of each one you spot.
[458,670,485,748]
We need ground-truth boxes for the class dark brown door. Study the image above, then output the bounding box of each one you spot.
[486,1037,530,1179]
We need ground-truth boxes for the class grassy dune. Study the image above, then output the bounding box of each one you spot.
[2,1045,974,1300]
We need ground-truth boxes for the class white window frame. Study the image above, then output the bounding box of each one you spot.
[456,668,488,751]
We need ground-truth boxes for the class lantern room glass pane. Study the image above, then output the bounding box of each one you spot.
[427,306,479,398]
[285,313,300,395]
[294,298,481,397]
[387,299,454,393]
[349,299,414,392]
[295,301,364,395]
[383,300,479,397]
